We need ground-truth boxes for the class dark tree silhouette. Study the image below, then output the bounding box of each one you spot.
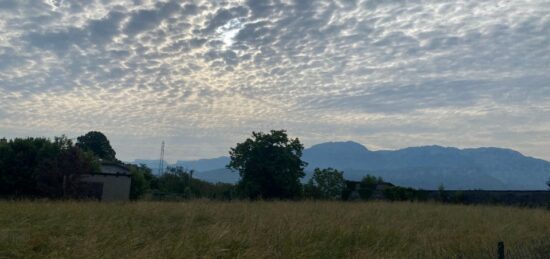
[128,164,153,200]
[0,136,99,198]
[76,131,116,161]
[36,138,100,198]
[305,168,345,200]
[228,130,307,199]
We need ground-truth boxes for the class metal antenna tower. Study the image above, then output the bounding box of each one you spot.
[158,141,165,175]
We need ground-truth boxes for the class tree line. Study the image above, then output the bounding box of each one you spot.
[0,131,235,200]
[0,130,433,201]
[0,135,98,198]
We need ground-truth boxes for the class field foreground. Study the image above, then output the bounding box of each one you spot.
[1,201,550,258]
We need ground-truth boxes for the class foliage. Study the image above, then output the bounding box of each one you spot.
[437,184,448,202]
[360,175,384,188]
[76,131,117,161]
[382,186,428,201]
[36,140,100,198]
[450,191,466,203]
[152,167,235,200]
[0,136,99,198]
[305,168,345,200]
[303,180,322,199]
[129,164,153,200]
[357,174,384,200]
[157,167,191,197]
[0,134,237,201]
[228,130,307,199]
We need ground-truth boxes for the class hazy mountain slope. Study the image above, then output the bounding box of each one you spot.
[135,141,550,189]
[303,142,550,190]
[302,141,376,169]
[192,168,239,184]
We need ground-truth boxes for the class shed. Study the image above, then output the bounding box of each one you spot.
[79,160,131,201]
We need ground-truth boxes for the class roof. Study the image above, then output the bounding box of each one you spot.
[97,160,131,176]
[99,160,130,170]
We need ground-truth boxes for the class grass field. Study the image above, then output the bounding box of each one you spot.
[1,201,550,258]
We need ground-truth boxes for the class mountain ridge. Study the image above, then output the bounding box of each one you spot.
[133,141,550,190]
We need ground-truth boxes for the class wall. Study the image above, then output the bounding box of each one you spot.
[80,174,131,201]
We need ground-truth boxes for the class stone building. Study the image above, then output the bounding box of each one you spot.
[79,160,131,201]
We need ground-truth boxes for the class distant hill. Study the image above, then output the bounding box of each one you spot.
[134,141,550,190]
[302,142,550,190]
[193,168,239,184]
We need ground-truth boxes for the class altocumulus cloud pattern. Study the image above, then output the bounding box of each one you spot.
[0,0,549,161]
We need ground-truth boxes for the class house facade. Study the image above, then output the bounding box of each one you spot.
[80,161,131,201]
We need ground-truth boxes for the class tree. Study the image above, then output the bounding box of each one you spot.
[0,136,99,198]
[0,137,58,197]
[76,131,116,161]
[306,168,345,200]
[36,143,100,198]
[361,175,383,188]
[227,130,307,199]
[129,164,153,200]
[155,166,195,199]
[358,174,384,200]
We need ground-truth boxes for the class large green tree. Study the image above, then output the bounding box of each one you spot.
[76,131,116,161]
[227,130,306,199]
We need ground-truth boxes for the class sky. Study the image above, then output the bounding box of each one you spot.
[0,0,549,162]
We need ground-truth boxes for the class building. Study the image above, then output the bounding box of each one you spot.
[79,160,131,201]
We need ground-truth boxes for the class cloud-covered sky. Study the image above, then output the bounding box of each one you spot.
[1,0,549,162]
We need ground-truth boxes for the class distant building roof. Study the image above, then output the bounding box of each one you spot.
[97,160,131,176]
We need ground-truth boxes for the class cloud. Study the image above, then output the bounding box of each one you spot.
[124,1,188,36]
[0,0,17,10]
[201,6,248,34]
[0,0,549,161]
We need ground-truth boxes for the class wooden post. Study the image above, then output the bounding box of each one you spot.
[497,241,504,259]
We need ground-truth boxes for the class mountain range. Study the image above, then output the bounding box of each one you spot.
[133,141,550,190]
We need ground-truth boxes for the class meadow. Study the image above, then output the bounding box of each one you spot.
[1,201,550,258]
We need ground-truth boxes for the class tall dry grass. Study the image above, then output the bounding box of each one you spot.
[1,201,550,258]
